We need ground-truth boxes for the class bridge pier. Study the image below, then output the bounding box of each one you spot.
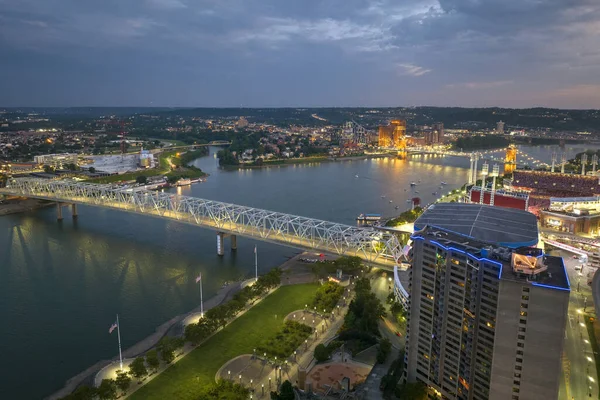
[71,204,78,219]
[217,233,225,256]
[216,232,237,255]
[56,202,63,221]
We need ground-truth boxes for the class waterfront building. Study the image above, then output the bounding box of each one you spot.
[504,145,517,174]
[378,119,406,148]
[405,203,569,400]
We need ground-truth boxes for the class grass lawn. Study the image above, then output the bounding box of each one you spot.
[129,283,319,400]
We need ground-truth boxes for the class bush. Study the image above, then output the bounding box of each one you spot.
[198,379,249,400]
[257,321,313,359]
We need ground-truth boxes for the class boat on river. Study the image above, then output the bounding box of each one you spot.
[357,213,381,222]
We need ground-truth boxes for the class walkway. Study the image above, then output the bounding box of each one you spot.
[216,286,355,397]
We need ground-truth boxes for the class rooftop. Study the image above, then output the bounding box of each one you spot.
[414,203,538,248]
[413,226,570,292]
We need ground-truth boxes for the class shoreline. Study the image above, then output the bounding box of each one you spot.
[45,280,244,400]
[0,198,54,216]
[223,153,390,170]
[45,251,315,400]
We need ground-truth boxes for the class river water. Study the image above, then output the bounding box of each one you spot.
[0,144,591,399]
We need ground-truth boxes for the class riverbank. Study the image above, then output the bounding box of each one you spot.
[46,280,244,400]
[225,153,390,170]
[0,198,54,216]
[46,251,317,400]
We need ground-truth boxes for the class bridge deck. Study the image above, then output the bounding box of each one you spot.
[0,178,403,267]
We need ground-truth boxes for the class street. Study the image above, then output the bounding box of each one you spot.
[556,250,598,400]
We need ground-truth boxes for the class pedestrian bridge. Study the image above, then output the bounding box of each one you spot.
[0,178,404,267]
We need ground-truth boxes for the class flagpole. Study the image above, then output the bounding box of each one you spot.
[200,274,204,318]
[255,245,258,282]
[116,314,123,370]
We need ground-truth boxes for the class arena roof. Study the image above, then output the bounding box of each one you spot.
[414,203,539,248]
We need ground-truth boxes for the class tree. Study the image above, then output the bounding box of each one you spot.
[43,165,55,174]
[129,356,148,382]
[136,175,147,184]
[377,338,392,364]
[271,380,295,400]
[88,167,96,173]
[96,379,117,400]
[157,337,176,364]
[395,382,428,400]
[115,370,131,394]
[145,349,160,373]
[314,343,329,363]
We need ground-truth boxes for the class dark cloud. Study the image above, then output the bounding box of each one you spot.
[0,0,598,107]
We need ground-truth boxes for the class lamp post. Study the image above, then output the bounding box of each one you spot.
[228,370,231,381]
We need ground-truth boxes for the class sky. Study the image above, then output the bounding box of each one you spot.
[0,0,599,109]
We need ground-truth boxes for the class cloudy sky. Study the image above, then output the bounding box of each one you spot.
[0,0,599,108]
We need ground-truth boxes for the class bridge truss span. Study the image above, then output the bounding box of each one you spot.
[1,178,403,267]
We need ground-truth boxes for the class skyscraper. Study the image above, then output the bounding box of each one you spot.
[404,203,569,400]
[378,119,406,148]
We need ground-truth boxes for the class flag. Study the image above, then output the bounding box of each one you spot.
[109,322,118,334]
[195,274,202,284]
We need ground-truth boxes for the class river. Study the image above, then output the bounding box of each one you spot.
[0,143,592,399]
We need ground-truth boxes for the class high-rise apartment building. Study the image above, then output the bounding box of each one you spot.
[405,203,569,400]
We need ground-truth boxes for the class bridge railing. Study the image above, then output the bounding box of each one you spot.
[1,178,403,266]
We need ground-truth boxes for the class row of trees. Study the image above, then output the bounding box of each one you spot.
[185,268,282,344]
[310,256,363,280]
[62,269,283,400]
[337,278,386,355]
[385,207,424,227]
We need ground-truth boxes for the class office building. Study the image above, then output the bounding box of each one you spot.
[405,203,569,400]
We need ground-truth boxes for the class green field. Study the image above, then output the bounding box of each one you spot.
[129,283,319,400]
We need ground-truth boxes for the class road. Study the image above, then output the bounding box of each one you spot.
[556,250,598,400]
[369,269,405,350]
